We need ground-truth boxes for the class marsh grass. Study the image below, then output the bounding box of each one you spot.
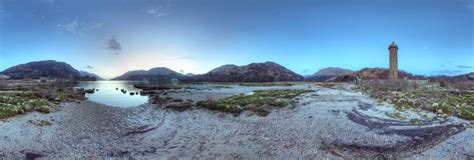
[0,84,85,119]
[166,102,193,112]
[237,82,301,87]
[357,80,474,120]
[133,83,183,90]
[0,93,50,119]
[197,89,313,116]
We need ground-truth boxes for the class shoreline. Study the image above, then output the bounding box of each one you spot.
[0,83,472,159]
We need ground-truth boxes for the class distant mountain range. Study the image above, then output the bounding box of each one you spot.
[80,71,104,80]
[306,67,353,81]
[1,60,471,82]
[186,62,304,82]
[429,72,474,82]
[112,67,184,82]
[0,60,102,81]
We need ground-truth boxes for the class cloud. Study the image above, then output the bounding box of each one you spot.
[105,37,122,54]
[145,0,171,19]
[456,65,473,69]
[57,19,103,36]
[58,19,79,32]
[147,6,170,18]
[179,69,185,73]
[85,65,94,69]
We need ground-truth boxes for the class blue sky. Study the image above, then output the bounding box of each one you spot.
[0,0,472,79]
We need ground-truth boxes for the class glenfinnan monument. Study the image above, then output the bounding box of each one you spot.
[388,41,398,80]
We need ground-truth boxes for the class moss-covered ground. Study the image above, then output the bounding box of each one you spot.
[357,80,474,120]
[197,89,313,116]
[0,83,85,119]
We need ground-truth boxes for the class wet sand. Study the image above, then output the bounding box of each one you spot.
[0,83,472,159]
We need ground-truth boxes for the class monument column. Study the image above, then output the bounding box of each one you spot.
[388,42,398,80]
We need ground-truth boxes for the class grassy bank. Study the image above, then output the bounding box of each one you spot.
[0,93,51,119]
[197,89,313,116]
[357,80,474,120]
[0,83,85,119]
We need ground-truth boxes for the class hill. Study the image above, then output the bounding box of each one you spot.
[80,71,104,80]
[307,67,353,81]
[186,62,304,82]
[112,67,184,82]
[1,60,81,80]
[333,68,425,82]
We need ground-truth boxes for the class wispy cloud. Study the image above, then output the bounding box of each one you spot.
[146,6,170,18]
[145,0,171,19]
[456,65,473,69]
[85,65,94,69]
[57,19,103,36]
[105,37,122,55]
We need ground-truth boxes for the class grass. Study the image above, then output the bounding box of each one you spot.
[430,94,474,120]
[237,82,301,87]
[357,80,474,120]
[385,111,407,120]
[133,83,182,90]
[197,89,313,116]
[38,120,52,126]
[0,84,85,119]
[0,93,51,119]
[410,118,421,125]
[166,102,193,112]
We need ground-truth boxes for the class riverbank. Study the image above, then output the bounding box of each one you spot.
[0,83,472,159]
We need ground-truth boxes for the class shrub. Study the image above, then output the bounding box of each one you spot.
[36,105,52,113]
[439,81,447,88]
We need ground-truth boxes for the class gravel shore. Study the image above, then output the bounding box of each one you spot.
[0,83,472,159]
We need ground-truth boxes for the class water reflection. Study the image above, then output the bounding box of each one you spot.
[76,81,149,107]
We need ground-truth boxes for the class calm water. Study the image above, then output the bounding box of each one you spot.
[76,81,149,107]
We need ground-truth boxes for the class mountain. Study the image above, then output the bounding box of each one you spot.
[333,68,426,82]
[429,72,474,82]
[79,71,104,80]
[1,60,81,80]
[185,73,195,76]
[186,62,304,82]
[112,67,184,82]
[465,73,474,80]
[209,64,239,73]
[307,67,353,81]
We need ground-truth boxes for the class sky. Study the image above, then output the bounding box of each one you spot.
[0,0,473,79]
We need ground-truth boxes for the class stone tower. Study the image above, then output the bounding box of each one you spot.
[388,41,398,80]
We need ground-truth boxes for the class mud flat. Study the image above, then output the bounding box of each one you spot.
[0,83,472,159]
